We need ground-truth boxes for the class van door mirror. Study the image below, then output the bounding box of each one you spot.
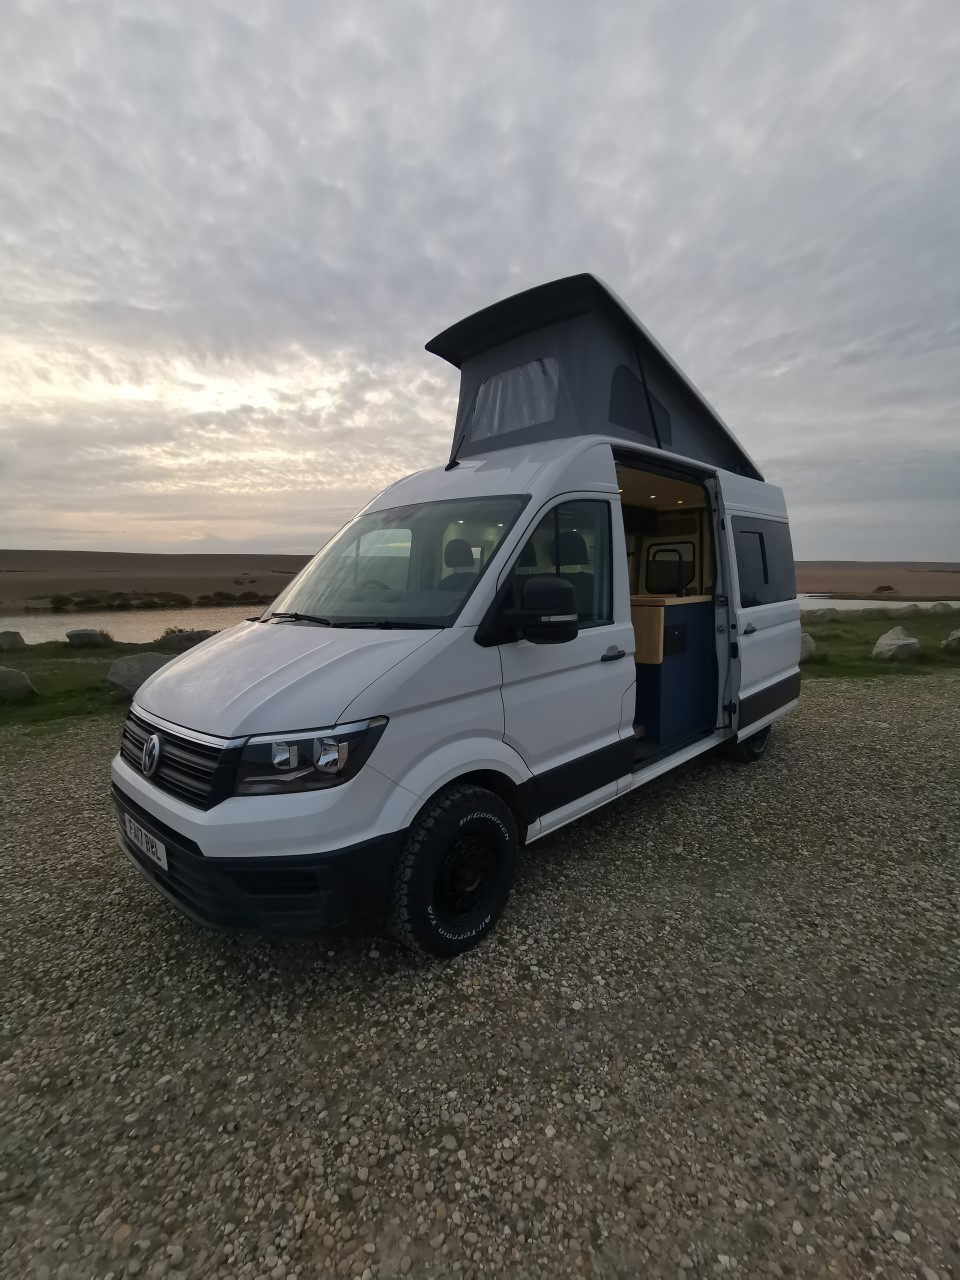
[507,575,579,644]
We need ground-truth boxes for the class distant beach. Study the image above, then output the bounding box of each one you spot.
[0,549,310,616]
[0,549,958,618]
[794,560,960,601]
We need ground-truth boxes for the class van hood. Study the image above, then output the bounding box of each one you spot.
[135,620,437,739]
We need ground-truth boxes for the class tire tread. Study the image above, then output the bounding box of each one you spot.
[388,784,513,956]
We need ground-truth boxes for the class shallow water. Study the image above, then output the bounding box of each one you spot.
[2,604,256,644]
[2,596,958,644]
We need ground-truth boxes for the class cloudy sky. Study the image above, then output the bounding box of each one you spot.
[1,0,958,559]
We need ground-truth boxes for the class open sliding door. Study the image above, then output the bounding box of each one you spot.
[714,473,801,736]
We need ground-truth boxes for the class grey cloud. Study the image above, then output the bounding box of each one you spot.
[0,0,958,558]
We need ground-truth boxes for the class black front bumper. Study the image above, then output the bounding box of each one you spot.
[113,785,402,934]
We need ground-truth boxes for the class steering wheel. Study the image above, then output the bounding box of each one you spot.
[360,578,391,591]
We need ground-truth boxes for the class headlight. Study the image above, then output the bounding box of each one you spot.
[234,717,387,796]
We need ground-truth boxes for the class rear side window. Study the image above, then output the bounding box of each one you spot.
[732,517,796,607]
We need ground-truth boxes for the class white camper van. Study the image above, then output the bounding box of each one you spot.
[112,275,800,956]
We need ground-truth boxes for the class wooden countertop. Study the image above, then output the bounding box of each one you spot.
[629,594,712,607]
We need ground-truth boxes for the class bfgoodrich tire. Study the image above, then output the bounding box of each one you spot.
[388,784,518,957]
[725,724,772,763]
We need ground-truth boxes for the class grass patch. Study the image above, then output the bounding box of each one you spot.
[2,614,958,728]
[0,641,159,728]
[801,612,960,678]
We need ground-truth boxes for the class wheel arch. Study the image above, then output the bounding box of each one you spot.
[383,737,536,844]
[413,769,535,846]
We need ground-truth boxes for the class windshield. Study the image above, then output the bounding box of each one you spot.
[266,495,528,627]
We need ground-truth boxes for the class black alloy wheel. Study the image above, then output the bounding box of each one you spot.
[726,724,772,763]
[388,784,518,957]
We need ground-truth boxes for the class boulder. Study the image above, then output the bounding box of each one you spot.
[66,628,109,648]
[0,666,37,703]
[872,626,920,661]
[799,631,816,663]
[106,653,171,697]
[0,630,26,652]
[942,628,960,655]
[929,601,954,614]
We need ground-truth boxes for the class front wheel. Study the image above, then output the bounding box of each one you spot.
[388,784,518,957]
[725,724,771,764]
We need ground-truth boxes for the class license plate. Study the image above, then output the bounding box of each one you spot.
[123,814,168,871]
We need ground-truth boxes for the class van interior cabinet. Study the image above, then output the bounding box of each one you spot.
[631,596,715,752]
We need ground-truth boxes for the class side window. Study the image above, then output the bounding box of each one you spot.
[646,541,695,595]
[514,500,613,627]
[608,365,657,441]
[649,394,673,448]
[471,358,560,441]
[732,517,796,607]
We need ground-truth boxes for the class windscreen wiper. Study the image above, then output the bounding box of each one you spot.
[268,612,333,626]
[340,619,439,629]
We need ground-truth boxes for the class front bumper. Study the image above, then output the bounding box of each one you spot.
[113,785,403,934]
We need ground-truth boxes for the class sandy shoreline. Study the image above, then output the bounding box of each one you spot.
[794,560,960,601]
[1,549,959,614]
[0,550,310,615]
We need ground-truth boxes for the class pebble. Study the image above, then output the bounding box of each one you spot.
[2,682,959,1279]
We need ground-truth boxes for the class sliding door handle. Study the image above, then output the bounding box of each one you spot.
[601,647,627,662]
[742,623,757,635]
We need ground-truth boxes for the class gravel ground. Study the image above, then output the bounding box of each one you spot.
[2,676,959,1280]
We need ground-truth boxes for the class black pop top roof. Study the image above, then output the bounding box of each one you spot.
[426,273,763,480]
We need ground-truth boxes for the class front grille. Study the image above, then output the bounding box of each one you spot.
[120,709,239,809]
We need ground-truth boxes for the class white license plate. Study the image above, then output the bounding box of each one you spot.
[124,814,168,871]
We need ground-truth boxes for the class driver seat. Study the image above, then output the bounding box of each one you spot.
[439,538,477,591]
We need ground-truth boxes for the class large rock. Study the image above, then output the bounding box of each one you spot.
[107,653,171,696]
[66,628,109,648]
[929,601,954,614]
[799,631,816,663]
[0,666,37,702]
[0,630,26,651]
[872,626,920,661]
[942,628,960,655]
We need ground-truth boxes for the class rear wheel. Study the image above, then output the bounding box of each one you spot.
[726,724,771,763]
[388,784,518,957]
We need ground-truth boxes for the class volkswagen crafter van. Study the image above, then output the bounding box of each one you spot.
[112,275,801,956]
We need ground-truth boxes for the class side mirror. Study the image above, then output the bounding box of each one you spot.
[507,575,579,644]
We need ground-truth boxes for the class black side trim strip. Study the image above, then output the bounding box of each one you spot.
[739,672,800,729]
[517,737,633,825]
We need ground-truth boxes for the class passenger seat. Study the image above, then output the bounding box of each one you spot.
[439,538,478,592]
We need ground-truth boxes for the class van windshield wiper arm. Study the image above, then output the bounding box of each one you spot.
[340,619,440,629]
[268,611,333,626]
